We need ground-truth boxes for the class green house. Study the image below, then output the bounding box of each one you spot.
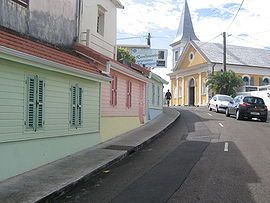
[147,72,169,121]
[0,30,110,181]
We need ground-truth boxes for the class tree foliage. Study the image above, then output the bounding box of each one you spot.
[117,48,136,64]
[206,70,243,96]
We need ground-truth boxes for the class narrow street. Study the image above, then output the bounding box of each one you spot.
[54,107,270,203]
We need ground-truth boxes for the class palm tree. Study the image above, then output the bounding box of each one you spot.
[206,70,243,96]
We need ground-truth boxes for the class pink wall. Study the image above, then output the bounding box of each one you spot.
[101,69,146,117]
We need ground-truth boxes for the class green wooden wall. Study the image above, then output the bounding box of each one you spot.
[0,57,101,181]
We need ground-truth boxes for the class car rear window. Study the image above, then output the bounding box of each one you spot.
[243,97,265,105]
[218,96,233,102]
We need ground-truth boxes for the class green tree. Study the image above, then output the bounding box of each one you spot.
[117,48,136,64]
[206,70,243,96]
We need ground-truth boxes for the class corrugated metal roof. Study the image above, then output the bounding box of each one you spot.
[193,41,270,68]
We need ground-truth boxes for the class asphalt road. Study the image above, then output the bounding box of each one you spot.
[54,107,270,203]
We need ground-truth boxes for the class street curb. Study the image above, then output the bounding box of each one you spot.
[38,109,181,202]
[37,152,129,203]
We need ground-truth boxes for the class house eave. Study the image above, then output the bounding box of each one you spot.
[111,0,124,9]
[109,61,149,83]
[0,46,111,83]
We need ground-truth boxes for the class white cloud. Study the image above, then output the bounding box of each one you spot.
[117,0,270,90]
[118,0,270,47]
[118,0,182,34]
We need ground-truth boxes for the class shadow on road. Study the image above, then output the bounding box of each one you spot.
[52,107,260,203]
[168,107,260,203]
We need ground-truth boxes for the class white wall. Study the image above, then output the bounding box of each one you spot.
[80,0,118,58]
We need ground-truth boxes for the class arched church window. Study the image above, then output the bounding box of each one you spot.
[189,78,195,87]
[242,76,250,86]
[262,77,270,86]
[175,51,179,62]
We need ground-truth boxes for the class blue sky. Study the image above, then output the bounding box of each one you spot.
[116,0,270,87]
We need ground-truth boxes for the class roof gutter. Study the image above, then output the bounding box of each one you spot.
[0,46,111,82]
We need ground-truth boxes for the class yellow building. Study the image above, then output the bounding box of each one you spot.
[168,1,270,106]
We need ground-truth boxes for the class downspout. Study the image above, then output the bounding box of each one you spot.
[75,0,82,42]
[211,63,216,74]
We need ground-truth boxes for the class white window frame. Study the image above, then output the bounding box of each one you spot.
[70,84,83,129]
[242,75,251,86]
[25,75,45,131]
[174,50,179,62]
[262,76,270,86]
[97,5,106,36]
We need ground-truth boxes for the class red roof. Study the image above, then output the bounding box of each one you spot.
[0,29,103,76]
[73,42,110,66]
[73,42,149,77]
[131,62,151,74]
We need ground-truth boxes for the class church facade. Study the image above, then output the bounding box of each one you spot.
[168,0,270,106]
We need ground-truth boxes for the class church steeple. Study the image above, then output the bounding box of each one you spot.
[171,0,199,46]
[171,0,199,68]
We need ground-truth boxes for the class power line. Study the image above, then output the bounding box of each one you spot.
[117,35,175,41]
[250,29,270,35]
[197,33,222,48]
[226,0,245,31]
[117,36,145,40]
[230,35,269,48]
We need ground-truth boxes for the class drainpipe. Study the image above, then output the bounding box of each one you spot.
[75,0,82,42]
[211,63,216,74]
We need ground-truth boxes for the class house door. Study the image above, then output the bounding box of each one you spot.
[139,84,144,124]
[189,78,195,106]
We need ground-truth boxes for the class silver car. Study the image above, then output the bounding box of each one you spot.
[208,94,233,113]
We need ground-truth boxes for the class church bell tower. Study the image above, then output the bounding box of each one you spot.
[170,0,199,69]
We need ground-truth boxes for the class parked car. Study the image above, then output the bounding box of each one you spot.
[208,94,233,113]
[226,95,268,122]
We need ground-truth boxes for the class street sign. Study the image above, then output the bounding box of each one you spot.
[130,48,168,68]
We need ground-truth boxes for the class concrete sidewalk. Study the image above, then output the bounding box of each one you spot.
[0,108,180,203]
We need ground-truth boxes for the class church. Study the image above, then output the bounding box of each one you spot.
[168,0,270,106]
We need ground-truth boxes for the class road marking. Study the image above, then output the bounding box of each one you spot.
[208,113,212,116]
[219,123,224,127]
[224,142,229,152]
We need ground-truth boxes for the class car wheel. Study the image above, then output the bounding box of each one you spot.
[225,108,230,117]
[216,105,219,113]
[236,110,242,120]
[261,117,267,122]
[208,105,212,111]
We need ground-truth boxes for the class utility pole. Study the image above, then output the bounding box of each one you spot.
[223,32,227,72]
[147,33,151,47]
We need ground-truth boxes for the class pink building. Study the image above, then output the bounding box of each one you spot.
[73,43,149,141]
